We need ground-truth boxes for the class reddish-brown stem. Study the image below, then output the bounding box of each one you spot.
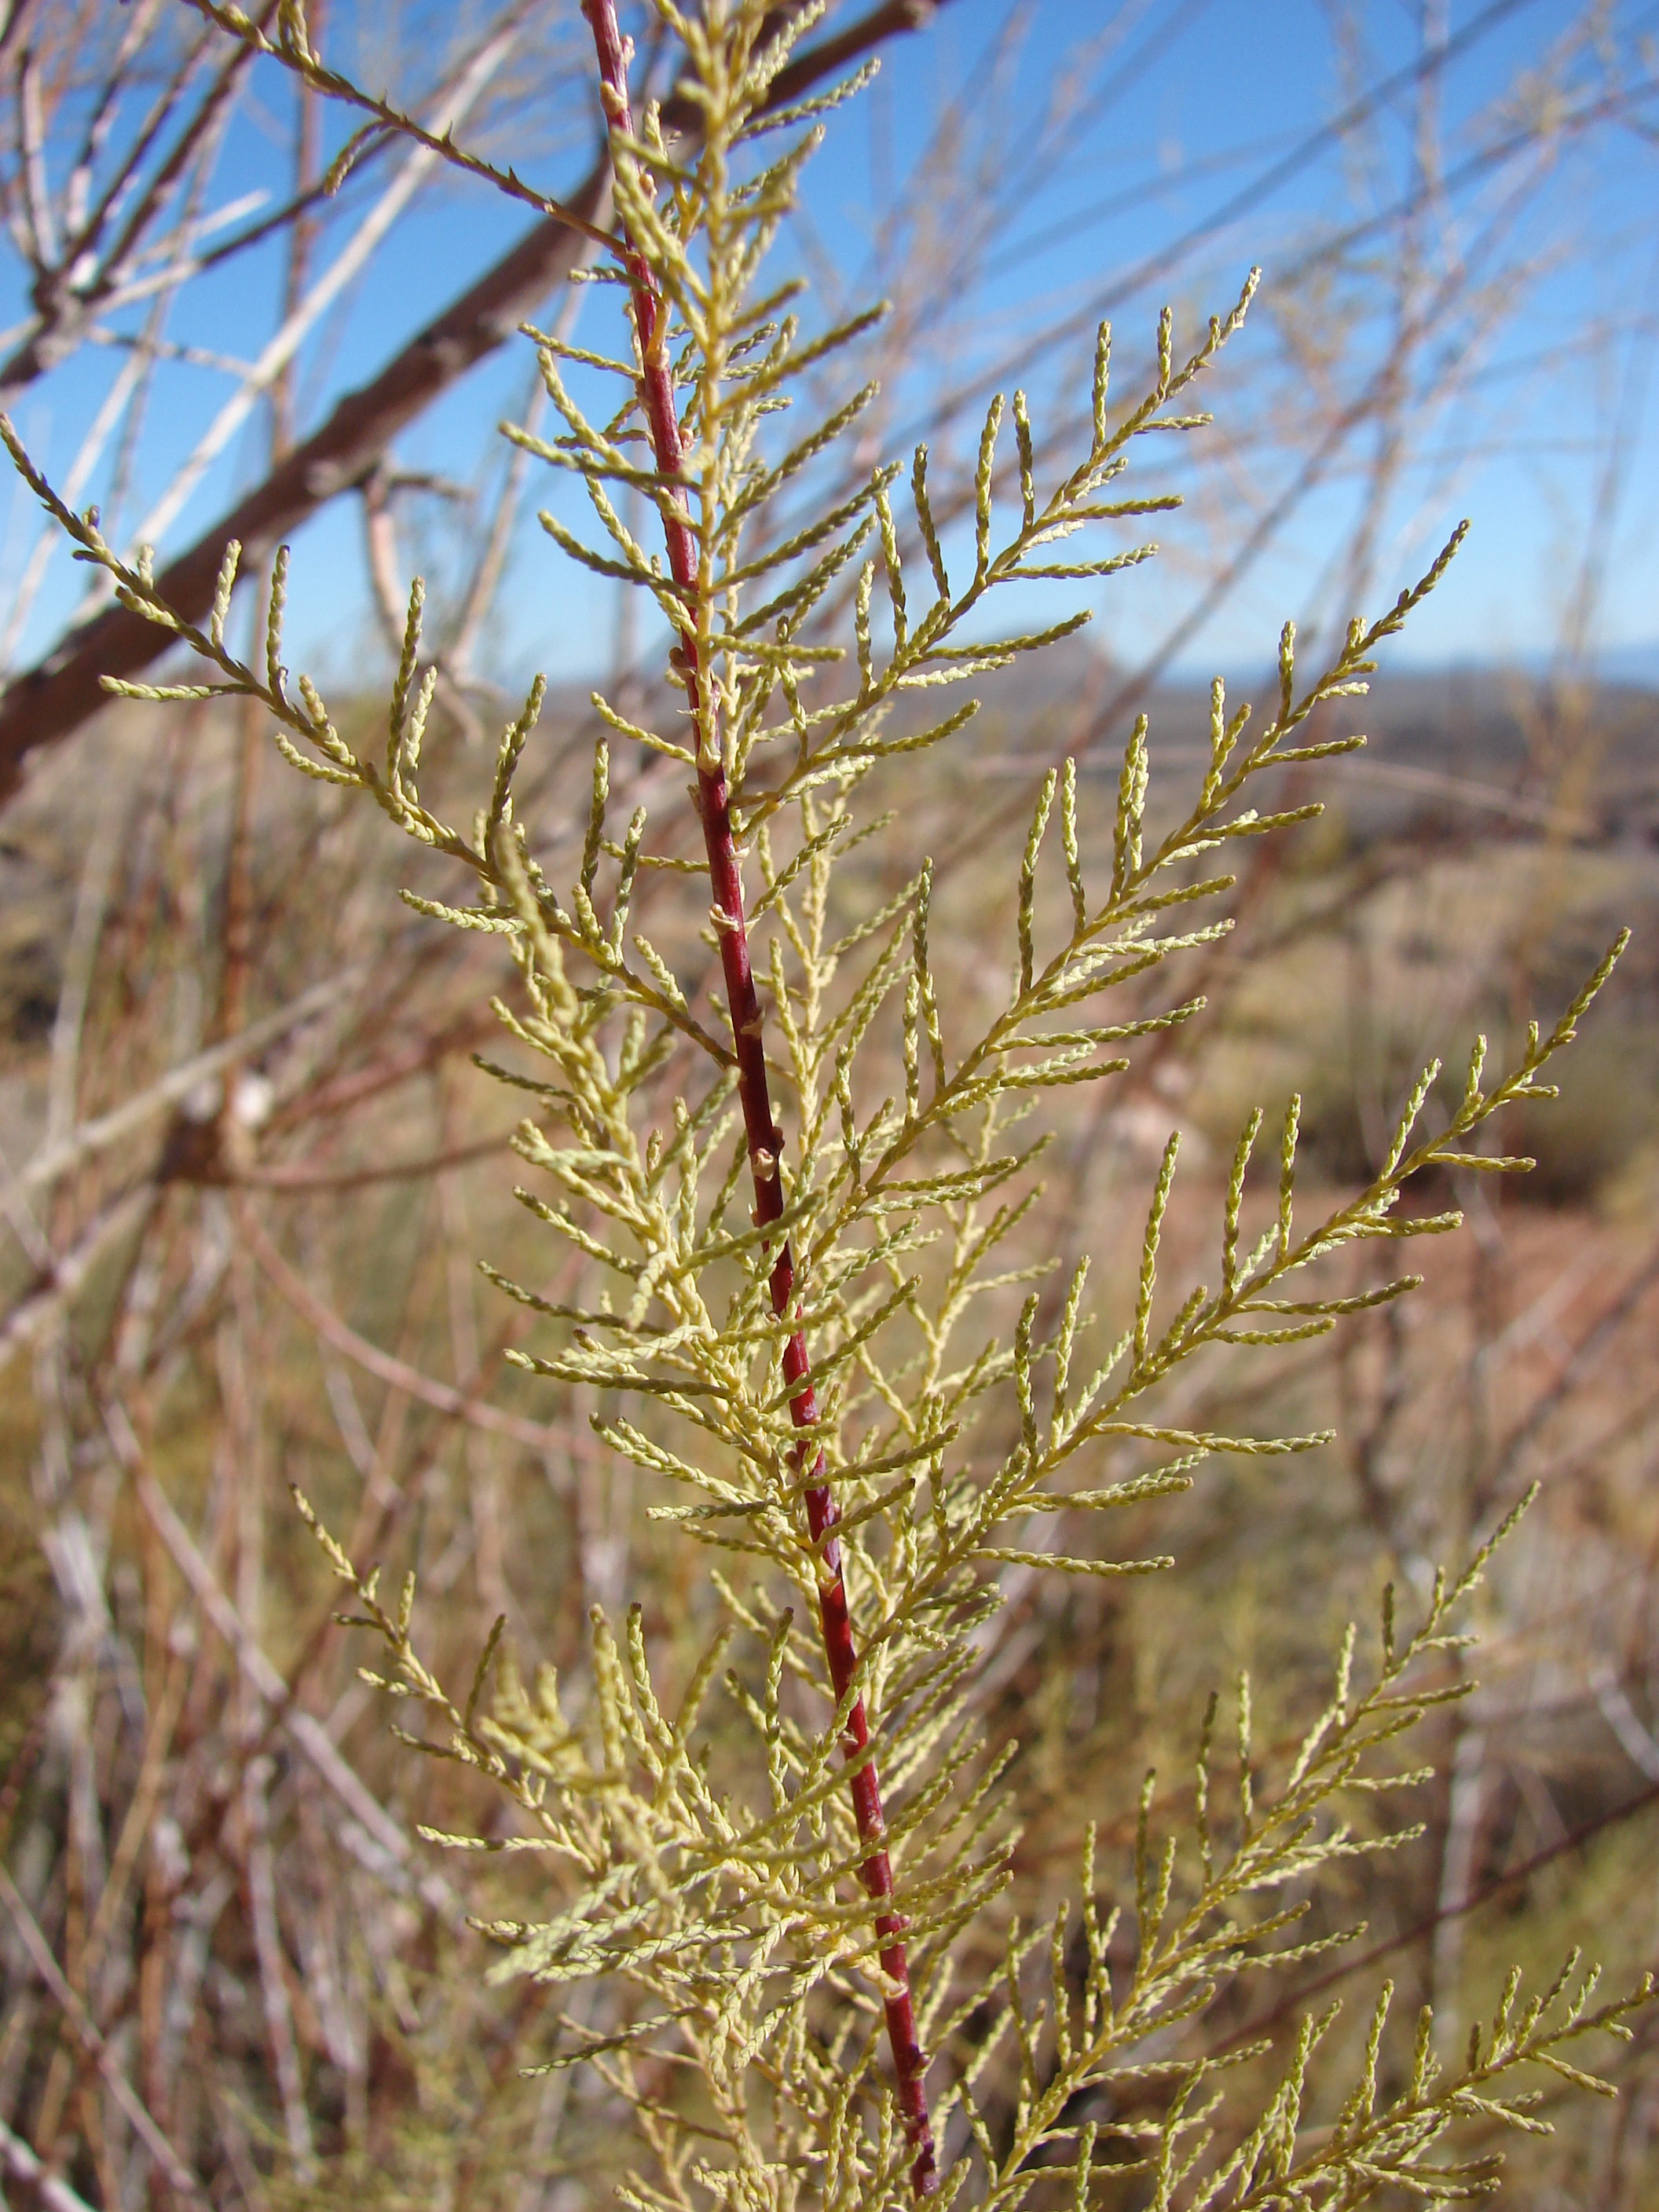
[577,5,937,2195]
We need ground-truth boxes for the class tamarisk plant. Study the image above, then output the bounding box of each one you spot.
[5,2,1649,2203]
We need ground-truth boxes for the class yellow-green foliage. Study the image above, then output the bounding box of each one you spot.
[5,3,1649,2205]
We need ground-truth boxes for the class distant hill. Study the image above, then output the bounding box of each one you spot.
[957,649,1659,846]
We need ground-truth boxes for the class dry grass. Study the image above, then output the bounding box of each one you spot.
[0,667,1656,2208]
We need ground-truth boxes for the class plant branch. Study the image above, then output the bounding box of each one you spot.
[0,1857,207,2201]
[578,3,939,2193]
[0,0,957,807]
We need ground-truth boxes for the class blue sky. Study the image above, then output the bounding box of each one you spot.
[4,0,1657,697]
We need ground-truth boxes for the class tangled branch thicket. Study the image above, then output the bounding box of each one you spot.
[5,2,1650,2206]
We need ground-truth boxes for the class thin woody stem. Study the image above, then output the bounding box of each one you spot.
[577,3,939,2195]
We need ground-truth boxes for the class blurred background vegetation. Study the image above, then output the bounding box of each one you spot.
[0,3,1656,2207]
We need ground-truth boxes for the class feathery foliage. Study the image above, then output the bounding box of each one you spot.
[3,2,1647,2203]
